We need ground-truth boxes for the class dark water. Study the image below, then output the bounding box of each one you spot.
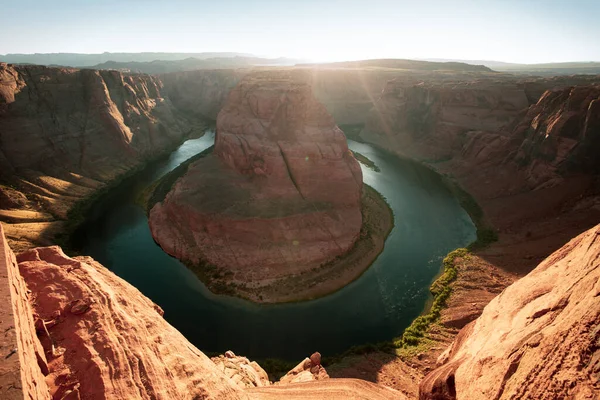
[74,130,476,361]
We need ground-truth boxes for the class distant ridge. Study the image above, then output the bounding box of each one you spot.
[299,58,493,72]
[422,58,600,75]
[88,56,301,74]
[0,52,256,67]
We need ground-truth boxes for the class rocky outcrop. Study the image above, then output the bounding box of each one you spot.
[0,224,50,400]
[420,223,600,399]
[17,245,246,399]
[278,352,329,385]
[0,63,206,251]
[211,351,271,389]
[0,225,405,399]
[149,70,364,299]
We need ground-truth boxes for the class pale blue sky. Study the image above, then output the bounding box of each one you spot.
[3,0,599,63]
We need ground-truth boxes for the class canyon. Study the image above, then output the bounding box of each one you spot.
[0,58,599,399]
[147,69,393,302]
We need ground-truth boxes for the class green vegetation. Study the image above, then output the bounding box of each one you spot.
[395,248,468,347]
[351,150,381,172]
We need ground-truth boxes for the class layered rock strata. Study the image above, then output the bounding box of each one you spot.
[0,63,203,251]
[420,223,600,399]
[149,70,365,297]
[0,224,49,400]
[0,226,404,399]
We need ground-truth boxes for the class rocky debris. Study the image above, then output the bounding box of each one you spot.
[211,350,331,389]
[419,224,600,399]
[212,351,271,389]
[278,352,330,385]
[149,70,363,287]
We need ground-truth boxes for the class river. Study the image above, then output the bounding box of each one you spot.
[73,129,476,361]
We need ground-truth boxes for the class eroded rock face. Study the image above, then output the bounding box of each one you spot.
[510,85,600,186]
[0,224,50,400]
[160,69,246,120]
[0,63,205,251]
[0,63,192,182]
[419,224,600,400]
[149,70,363,286]
[361,80,530,162]
[17,245,247,400]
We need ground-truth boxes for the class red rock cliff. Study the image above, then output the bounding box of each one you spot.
[0,225,405,399]
[0,224,49,400]
[0,63,205,251]
[420,223,600,399]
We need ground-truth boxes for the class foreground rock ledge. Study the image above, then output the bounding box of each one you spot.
[0,224,405,399]
[420,223,600,399]
[148,70,394,302]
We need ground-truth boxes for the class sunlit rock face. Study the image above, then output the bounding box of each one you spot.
[0,62,204,251]
[420,223,600,400]
[149,70,363,283]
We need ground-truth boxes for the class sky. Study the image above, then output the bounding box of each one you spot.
[2,0,599,63]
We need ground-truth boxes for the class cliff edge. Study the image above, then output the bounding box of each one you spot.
[420,224,600,399]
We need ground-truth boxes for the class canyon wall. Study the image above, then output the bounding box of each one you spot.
[360,77,600,272]
[0,63,205,251]
[420,223,600,399]
[160,69,247,120]
[0,224,49,400]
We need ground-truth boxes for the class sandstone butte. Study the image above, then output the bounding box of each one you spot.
[149,70,371,301]
[1,216,598,399]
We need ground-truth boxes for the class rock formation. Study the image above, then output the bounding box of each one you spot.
[149,70,364,296]
[211,351,271,389]
[0,224,405,399]
[160,69,246,120]
[17,244,246,399]
[510,84,600,185]
[420,223,600,399]
[361,79,531,162]
[0,224,50,400]
[0,63,206,251]
[278,352,330,385]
